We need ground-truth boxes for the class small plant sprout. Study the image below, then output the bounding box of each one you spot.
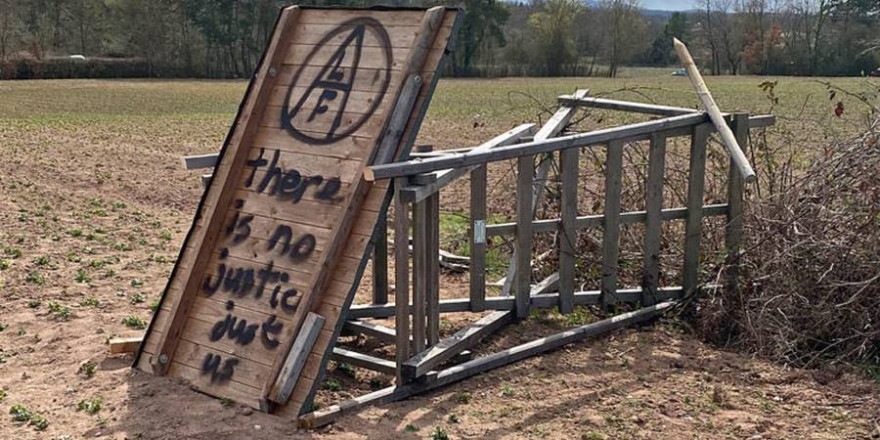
[404,424,420,432]
[76,397,102,414]
[430,426,449,440]
[454,391,471,404]
[81,361,96,378]
[81,296,100,307]
[219,398,234,407]
[75,269,91,284]
[500,384,515,397]
[25,271,45,285]
[0,390,6,401]
[26,300,40,309]
[130,292,146,304]
[149,300,160,313]
[47,301,73,320]
[0,259,9,270]
[130,278,144,288]
[121,315,146,329]
[159,229,173,241]
[322,378,342,392]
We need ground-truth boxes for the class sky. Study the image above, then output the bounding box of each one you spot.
[639,0,695,11]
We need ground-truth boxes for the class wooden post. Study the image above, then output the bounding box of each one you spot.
[426,192,440,346]
[515,155,535,319]
[673,38,756,183]
[469,166,488,312]
[642,134,667,306]
[558,147,579,314]
[412,198,428,354]
[725,113,748,293]
[394,178,411,384]
[682,124,710,297]
[372,214,389,305]
[600,141,624,309]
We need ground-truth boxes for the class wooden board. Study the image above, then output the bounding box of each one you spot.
[136,6,461,417]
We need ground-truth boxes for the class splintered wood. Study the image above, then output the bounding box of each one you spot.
[136,6,459,415]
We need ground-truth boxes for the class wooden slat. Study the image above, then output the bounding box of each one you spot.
[600,140,624,308]
[642,133,667,306]
[426,192,440,346]
[183,154,220,170]
[109,337,143,354]
[411,197,428,354]
[469,165,487,312]
[558,96,698,117]
[394,180,411,383]
[486,204,730,236]
[515,155,535,319]
[558,146,578,314]
[402,310,514,379]
[682,124,710,296]
[342,320,398,344]
[725,113,749,292]
[272,313,325,404]
[372,213,389,305]
[348,286,689,318]
[330,347,396,375]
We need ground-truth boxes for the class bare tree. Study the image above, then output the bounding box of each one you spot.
[598,0,644,78]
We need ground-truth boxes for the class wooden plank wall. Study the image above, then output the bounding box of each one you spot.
[137,6,458,416]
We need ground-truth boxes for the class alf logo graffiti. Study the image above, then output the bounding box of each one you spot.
[282,18,393,145]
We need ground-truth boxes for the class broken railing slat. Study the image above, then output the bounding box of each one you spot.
[301,301,678,429]
[558,96,699,117]
[330,347,397,376]
[673,38,756,183]
[364,112,709,181]
[402,310,515,380]
[398,123,536,203]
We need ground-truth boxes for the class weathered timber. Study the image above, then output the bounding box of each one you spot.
[559,144,578,314]
[110,337,143,354]
[642,133,667,306]
[515,155,535,318]
[372,214,389,305]
[502,89,588,297]
[673,38,755,182]
[364,112,709,180]
[682,124,710,296]
[469,165,487,312]
[330,347,396,375]
[402,310,514,380]
[394,178,411,383]
[725,113,749,293]
[300,301,677,428]
[348,286,690,319]
[601,140,624,308]
[558,96,698,116]
[485,204,730,237]
[271,313,325,405]
[398,124,536,203]
[182,153,220,170]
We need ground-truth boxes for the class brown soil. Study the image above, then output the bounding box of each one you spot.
[1,85,878,440]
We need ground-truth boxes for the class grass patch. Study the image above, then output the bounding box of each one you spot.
[121,315,146,329]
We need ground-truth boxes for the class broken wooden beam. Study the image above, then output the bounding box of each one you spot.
[330,348,397,376]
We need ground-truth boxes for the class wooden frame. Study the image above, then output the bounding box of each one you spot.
[175,85,772,427]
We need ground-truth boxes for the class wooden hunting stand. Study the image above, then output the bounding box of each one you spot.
[153,15,774,426]
[181,93,774,428]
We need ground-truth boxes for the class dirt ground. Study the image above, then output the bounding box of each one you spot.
[1,79,879,439]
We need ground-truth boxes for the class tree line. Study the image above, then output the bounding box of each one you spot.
[0,0,877,79]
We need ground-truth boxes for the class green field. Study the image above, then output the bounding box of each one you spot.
[0,76,878,438]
